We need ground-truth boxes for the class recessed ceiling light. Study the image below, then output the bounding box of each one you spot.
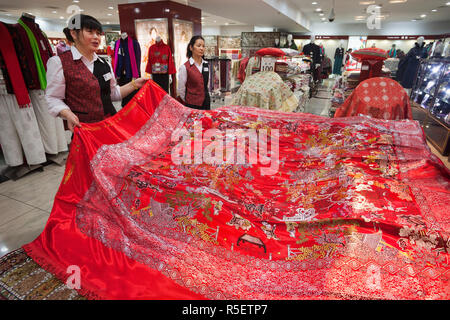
[312,1,318,4]
[52,10,57,14]
[411,19,417,21]
[108,6,114,10]
[106,21,110,24]
[319,13,324,16]
[359,1,375,4]
[420,14,426,18]
[134,8,140,13]
[201,17,204,19]
[79,9,84,12]
[73,0,79,3]
[447,2,450,5]
[431,9,437,12]
[388,0,407,3]
[5,13,11,16]
[315,8,322,12]
[107,13,112,16]
[321,17,326,20]
[59,16,64,19]
[225,22,229,25]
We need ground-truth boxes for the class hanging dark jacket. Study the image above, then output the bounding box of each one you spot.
[397,42,427,89]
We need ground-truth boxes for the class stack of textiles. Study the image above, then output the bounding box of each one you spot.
[232,71,298,112]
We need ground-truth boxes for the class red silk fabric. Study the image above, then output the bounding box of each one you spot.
[22,80,449,299]
[334,77,413,120]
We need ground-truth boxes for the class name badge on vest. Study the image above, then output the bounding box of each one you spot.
[103,73,112,82]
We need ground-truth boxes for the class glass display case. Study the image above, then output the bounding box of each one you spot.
[410,57,450,155]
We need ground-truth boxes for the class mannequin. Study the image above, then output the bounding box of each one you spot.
[146,35,175,93]
[302,36,322,81]
[396,36,427,89]
[388,44,397,58]
[284,34,298,50]
[274,38,280,48]
[333,40,345,75]
[114,31,142,106]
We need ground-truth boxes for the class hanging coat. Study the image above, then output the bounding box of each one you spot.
[397,43,427,89]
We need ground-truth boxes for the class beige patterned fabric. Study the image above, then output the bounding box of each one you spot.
[232,71,298,112]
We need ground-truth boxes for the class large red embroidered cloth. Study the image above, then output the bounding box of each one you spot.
[20,81,449,300]
[335,77,413,120]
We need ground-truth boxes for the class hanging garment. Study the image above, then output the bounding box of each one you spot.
[333,47,345,75]
[5,23,41,90]
[284,41,298,50]
[113,37,141,79]
[388,47,397,58]
[18,16,53,70]
[0,22,31,107]
[17,19,47,90]
[145,40,176,76]
[0,93,46,166]
[16,80,450,300]
[396,43,428,89]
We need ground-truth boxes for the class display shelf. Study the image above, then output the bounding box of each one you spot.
[410,57,450,155]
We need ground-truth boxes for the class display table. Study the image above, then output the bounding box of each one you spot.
[334,77,412,120]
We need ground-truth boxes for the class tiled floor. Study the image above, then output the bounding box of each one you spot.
[0,83,449,258]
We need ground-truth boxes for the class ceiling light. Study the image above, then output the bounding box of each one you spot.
[73,0,79,3]
[106,21,110,24]
[388,0,407,3]
[420,14,426,18]
[431,9,437,12]
[447,2,450,5]
[201,17,205,19]
[312,1,318,4]
[315,8,322,12]
[319,13,324,16]
[108,6,114,10]
[52,10,57,14]
[107,13,112,16]
[359,1,375,4]
[59,16,64,19]
[411,19,417,21]
[225,22,229,25]
[321,17,326,20]
[79,9,84,12]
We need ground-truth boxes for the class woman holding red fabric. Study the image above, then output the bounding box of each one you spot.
[176,35,211,110]
[45,14,147,132]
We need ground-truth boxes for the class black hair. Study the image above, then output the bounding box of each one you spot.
[186,35,205,58]
[63,14,103,43]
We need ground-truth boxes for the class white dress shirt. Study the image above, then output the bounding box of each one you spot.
[176,57,208,102]
[45,46,122,117]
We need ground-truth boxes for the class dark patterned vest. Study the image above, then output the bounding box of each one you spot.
[184,60,210,109]
[59,51,115,123]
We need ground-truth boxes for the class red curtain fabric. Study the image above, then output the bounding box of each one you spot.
[21,80,449,299]
[334,77,413,120]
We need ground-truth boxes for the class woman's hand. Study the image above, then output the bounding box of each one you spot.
[59,109,81,132]
[133,77,148,89]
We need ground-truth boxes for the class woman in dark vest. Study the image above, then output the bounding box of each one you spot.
[176,35,210,110]
[45,14,147,132]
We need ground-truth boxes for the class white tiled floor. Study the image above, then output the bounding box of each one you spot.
[0,84,449,258]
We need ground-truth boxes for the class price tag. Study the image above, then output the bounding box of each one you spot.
[260,56,276,72]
